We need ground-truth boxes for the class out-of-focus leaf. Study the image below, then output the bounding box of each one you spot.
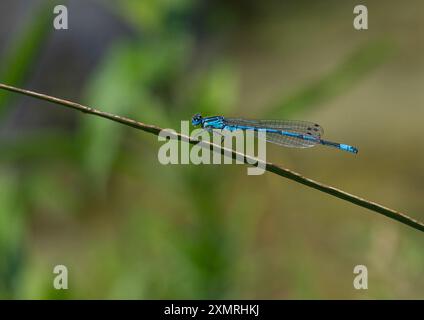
[0,2,52,114]
[115,0,194,33]
[181,61,239,116]
[132,35,192,126]
[79,42,143,190]
[0,168,25,298]
[80,34,192,190]
[267,40,395,118]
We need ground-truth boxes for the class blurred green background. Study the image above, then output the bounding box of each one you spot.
[0,0,423,299]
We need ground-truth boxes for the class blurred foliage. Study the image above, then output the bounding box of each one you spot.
[266,40,395,118]
[0,2,53,114]
[0,0,423,299]
[0,169,25,298]
[117,0,194,33]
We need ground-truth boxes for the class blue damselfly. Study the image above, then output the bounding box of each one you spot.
[191,114,358,154]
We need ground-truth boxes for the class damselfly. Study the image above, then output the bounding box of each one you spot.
[191,114,358,154]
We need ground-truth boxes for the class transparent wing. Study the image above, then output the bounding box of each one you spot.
[224,118,324,137]
[262,132,317,148]
[224,118,323,148]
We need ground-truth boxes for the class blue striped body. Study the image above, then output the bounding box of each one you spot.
[191,114,358,154]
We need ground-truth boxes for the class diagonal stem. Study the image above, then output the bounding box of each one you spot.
[1,82,423,233]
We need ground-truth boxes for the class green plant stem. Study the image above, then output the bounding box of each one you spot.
[1,82,423,233]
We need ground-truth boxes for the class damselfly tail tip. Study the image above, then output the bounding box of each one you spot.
[340,144,358,154]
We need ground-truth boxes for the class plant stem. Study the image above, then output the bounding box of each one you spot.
[1,82,423,233]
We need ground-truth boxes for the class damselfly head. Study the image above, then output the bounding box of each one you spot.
[191,113,203,126]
